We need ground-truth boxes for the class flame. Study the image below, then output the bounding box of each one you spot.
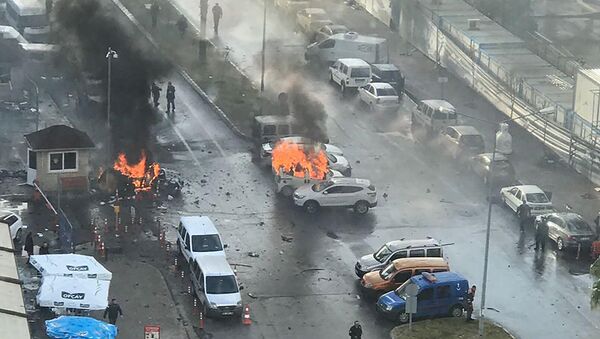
[113,151,160,192]
[271,140,328,180]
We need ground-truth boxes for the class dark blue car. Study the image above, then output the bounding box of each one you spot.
[376,271,469,323]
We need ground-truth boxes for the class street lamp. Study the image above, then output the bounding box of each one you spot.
[105,47,118,128]
[260,0,267,93]
[478,108,556,337]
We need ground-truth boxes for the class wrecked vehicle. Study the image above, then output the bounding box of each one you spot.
[275,167,344,197]
[260,136,343,168]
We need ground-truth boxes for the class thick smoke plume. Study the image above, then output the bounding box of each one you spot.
[53,0,170,160]
[288,81,328,142]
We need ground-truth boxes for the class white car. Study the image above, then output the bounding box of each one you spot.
[358,83,400,112]
[293,178,377,214]
[329,58,372,95]
[327,153,351,177]
[260,136,344,167]
[275,168,344,197]
[0,211,23,242]
[499,185,553,216]
[296,8,333,35]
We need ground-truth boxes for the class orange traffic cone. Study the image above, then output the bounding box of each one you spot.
[242,304,251,325]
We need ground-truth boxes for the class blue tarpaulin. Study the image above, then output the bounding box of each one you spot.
[46,316,118,339]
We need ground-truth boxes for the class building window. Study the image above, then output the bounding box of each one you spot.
[48,151,78,172]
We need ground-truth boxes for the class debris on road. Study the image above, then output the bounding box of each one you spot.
[248,252,260,258]
[281,234,294,242]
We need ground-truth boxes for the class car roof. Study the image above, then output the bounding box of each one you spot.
[513,185,545,194]
[478,153,508,161]
[421,100,455,111]
[330,33,386,44]
[193,256,235,276]
[412,271,467,287]
[254,115,294,125]
[392,257,449,270]
[386,238,440,251]
[550,212,584,220]
[330,177,371,187]
[370,82,394,89]
[371,64,400,71]
[180,216,219,236]
[449,125,481,136]
[304,7,326,14]
[337,58,370,67]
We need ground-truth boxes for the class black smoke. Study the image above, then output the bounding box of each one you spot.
[288,81,328,142]
[53,0,170,160]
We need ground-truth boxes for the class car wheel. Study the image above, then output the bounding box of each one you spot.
[281,186,294,197]
[557,237,564,251]
[398,312,410,324]
[15,228,22,243]
[449,305,463,318]
[304,200,319,214]
[354,201,369,214]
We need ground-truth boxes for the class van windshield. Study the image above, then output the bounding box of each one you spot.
[192,235,223,252]
[350,67,370,78]
[394,281,411,299]
[380,263,397,280]
[374,245,392,262]
[206,275,239,294]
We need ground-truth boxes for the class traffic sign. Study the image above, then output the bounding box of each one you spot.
[405,283,418,314]
[144,325,160,339]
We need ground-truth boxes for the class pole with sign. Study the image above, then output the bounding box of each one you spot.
[405,283,419,331]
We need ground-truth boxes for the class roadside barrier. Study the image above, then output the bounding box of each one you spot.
[242,304,251,325]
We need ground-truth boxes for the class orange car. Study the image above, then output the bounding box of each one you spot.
[360,257,449,294]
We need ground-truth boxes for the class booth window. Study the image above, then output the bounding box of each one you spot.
[49,151,78,172]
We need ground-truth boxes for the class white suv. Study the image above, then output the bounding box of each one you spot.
[177,216,226,263]
[329,58,372,95]
[276,168,344,197]
[0,211,23,242]
[293,178,377,214]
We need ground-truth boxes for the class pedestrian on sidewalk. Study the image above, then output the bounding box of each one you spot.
[517,202,531,232]
[151,82,161,107]
[150,0,159,29]
[535,218,549,251]
[348,320,362,339]
[176,15,188,37]
[39,242,50,255]
[465,285,476,321]
[166,82,176,115]
[24,232,34,262]
[212,3,222,35]
[103,298,123,325]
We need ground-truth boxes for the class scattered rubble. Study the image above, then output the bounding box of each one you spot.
[281,235,294,242]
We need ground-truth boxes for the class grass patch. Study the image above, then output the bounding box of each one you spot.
[120,0,279,135]
[390,318,513,339]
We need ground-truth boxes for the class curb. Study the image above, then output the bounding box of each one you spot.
[111,0,252,141]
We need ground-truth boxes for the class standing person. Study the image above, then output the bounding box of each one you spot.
[212,3,222,35]
[465,285,476,321]
[151,82,161,108]
[150,0,159,29]
[348,321,362,339]
[535,218,549,251]
[24,232,34,262]
[103,298,123,325]
[39,242,50,255]
[176,15,188,37]
[517,202,531,232]
[166,82,175,115]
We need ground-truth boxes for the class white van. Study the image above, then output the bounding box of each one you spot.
[411,100,458,136]
[329,58,372,94]
[305,32,387,65]
[189,256,243,317]
[177,216,226,263]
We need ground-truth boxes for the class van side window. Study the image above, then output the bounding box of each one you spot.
[185,234,191,250]
[394,271,412,283]
[427,248,442,257]
[418,102,425,112]
[414,269,429,276]
[418,288,434,301]
[390,250,407,261]
[410,249,425,257]
[425,106,433,118]
[319,39,335,49]
[263,125,276,136]
[432,268,447,273]
[436,285,451,299]
[341,64,348,74]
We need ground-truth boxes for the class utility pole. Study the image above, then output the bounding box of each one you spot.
[106,47,118,128]
[260,0,267,93]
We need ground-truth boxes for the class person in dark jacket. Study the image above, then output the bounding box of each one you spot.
[517,203,531,232]
[212,3,223,35]
[24,232,34,261]
[349,321,362,339]
[39,242,50,255]
[465,285,476,321]
[151,82,161,107]
[166,82,175,114]
[535,218,549,251]
[103,298,123,325]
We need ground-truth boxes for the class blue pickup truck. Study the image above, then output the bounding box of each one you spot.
[376,271,469,323]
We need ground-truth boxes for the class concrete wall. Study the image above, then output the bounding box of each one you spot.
[35,150,91,192]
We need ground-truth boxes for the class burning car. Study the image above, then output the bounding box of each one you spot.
[275,168,344,197]
[97,151,163,200]
[261,136,344,168]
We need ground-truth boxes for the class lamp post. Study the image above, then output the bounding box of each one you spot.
[105,47,118,128]
[260,0,267,93]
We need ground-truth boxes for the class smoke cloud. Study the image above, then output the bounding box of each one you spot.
[288,81,328,142]
[53,0,170,160]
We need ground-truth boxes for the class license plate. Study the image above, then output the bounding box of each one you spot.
[222,312,233,315]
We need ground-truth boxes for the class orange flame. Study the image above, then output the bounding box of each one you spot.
[113,151,160,192]
[271,140,328,180]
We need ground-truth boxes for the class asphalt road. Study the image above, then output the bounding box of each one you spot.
[141,2,600,339]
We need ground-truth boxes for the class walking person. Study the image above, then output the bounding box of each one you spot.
[151,82,161,108]
[150,0,159,28]
[166,81,175,115]
[517,202,531,232]
[535,218,549,251]
[348,320,362,339]
[212,2,222,35]
[39,242,50,255]
[103,298,123,325]
[24,232,34,262]
[465,285,476,321]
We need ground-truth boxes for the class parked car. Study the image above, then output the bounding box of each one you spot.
[177,216,226,263]
[376,271,469,323]
[329,58,372,95]
[358,82,400,112]
[326,152,351,176]
[470,153,515,186]
[500,185,554,217]
[437,125,485,161]
[274,0,309,14]
[296,8,333,35]
[360,257,449,295]
[371,64,405,97]
[411,100,458,138]
[535,212,596,251]
[0,211,23,242]
[189,256,243,317]
[293,178,377,214]
[355,238,443,277]
[313,24,349,42]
